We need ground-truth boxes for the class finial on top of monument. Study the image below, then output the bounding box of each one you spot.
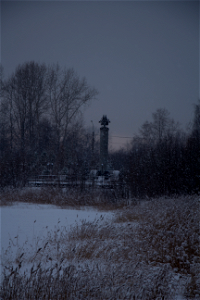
[99,115,110,127]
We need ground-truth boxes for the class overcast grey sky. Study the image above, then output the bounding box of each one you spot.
[1,1,199,149]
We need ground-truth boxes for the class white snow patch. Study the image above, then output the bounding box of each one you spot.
[0,202,113,276]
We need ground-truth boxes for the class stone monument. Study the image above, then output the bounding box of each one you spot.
[99,115,110,174]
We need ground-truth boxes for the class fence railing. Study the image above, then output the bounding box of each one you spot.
[28,174,120,189]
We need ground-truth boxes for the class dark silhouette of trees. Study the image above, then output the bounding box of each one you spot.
[1,62,47,186]
[0,62,99,187]
[126,107,199,197]
[183,100,200,194]
[45,64,98,172]
[1,61,199,196]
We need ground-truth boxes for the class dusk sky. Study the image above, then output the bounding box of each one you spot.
[1,0,199,150]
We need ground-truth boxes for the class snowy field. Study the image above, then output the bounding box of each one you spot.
[1,202,112,275]
[0,195,199,299]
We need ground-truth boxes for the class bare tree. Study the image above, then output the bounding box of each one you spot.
[152,108,170,142]
[0,66,18,186]
[10,62,47,150]
[139,120,154,144]
[1,61,99,185]
[139,109,175,145]
[192,100,200,137]
[2,62,47,185]
[46,64,98,149]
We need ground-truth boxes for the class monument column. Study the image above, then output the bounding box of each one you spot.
[99,115,110,174]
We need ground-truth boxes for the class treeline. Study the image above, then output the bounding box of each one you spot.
[1,61,199,197]
[112,106,200,197]
[0,61,99,187]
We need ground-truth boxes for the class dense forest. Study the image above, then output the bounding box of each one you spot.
[0,61,199,197]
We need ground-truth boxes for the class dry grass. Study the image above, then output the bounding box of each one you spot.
[1,195,200,299]
[0,187,128,211]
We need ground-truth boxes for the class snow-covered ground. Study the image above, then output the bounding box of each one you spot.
[1,196,199,299]
[1,202,113,278]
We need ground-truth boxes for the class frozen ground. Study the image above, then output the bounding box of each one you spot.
[1,202,112,251]
[1,196,199,299]
[1,202,112,275]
